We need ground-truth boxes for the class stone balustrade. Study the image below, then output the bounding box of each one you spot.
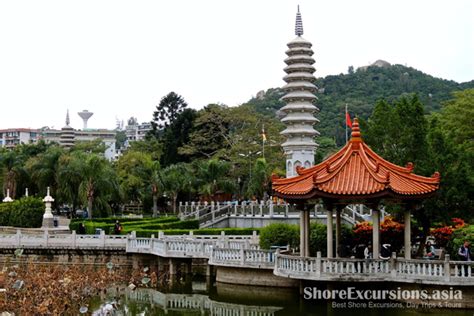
[0,230,127,249]
[119,288,282,315]
[126,234,259,259]
[274,253,474,285]
[179,201,388,228]
[209,248,275,269]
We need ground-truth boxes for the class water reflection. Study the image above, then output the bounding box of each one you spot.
[93,282,472,316]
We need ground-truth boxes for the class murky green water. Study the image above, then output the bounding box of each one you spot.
[91,281,473,316]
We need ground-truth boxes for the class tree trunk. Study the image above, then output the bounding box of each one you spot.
[152,194,158,217]
[88,198,93,219]
[173,195,177,214]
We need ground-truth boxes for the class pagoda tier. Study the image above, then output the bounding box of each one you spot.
[280,7,320,177]
[273,119,440,201]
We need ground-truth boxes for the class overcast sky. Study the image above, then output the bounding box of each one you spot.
[0,0,472,130]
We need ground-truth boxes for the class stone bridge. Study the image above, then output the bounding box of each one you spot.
[0,231,473,287]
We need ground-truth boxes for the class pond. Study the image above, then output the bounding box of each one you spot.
[91,281,473,316]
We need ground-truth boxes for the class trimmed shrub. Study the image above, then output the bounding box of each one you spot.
[0,197,44,228]
[69,216,180,233]
[447,224,474,259]
[259,223,299,249]
[309,222,354,257]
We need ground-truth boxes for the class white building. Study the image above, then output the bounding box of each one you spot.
[125,117,152,145]
[0,128,39,148]
[41,111,117,160]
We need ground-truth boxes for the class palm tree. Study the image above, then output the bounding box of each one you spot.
[26,146,63,197]
[246,158,271,200]
[160,163,190,214]
[75,153,118,219]
[148,161,162,217]
[57,153,85,217]
[0,150,26,199]
[194,159,235,201]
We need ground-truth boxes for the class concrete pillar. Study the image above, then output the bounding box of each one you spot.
[335,209,341,258]
[169,258,177,275]
[372,208,380,259]
[404,208,411,259]
[327,208,333,258]
[299,209,310,257]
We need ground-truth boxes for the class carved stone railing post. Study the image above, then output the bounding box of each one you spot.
[16,229,21,247]
[269,201,274,217]
[444,254,451,282]
[259,201,264,216]
[285,203,289,217]
[71,231,77,248]
[316,252,322,277]
[100,230,106,247]
[43,230,49,247]
[390,252,397,278]
[240,248,245,266]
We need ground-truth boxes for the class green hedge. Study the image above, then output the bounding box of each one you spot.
[69,217,180,233]
[259,223,299,249]
[133,228,260,238]
[259,222,354,255]
[447,225,474,258]
[0,197,44,228]
[309,222,353,256]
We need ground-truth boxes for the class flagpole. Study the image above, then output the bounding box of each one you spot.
[345,104,348,143]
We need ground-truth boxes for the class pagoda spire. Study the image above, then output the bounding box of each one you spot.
[65,109,70,126]
[295,5,304,36]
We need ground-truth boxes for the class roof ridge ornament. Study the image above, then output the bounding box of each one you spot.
[295,5,304,36]
[350,118,362,141]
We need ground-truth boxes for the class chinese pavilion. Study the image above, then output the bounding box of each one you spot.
[272,118,440,259]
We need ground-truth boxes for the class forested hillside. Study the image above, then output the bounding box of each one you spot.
[244,63,474,145]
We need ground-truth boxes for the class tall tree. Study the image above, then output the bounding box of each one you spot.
[75,153,119,219]
[160,163,190,213]
[116,151,153,205]
[160,108,197,166]
[0,150,26,199]
[147,161,162,217]
[151,92,188,132]
[194,159,235,200]
[26,146,64,197]
[246,158,272,200]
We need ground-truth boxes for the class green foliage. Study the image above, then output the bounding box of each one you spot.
[69,216,180,233]
[193,159,235,200]
[179,104,231,159]
[362,94,428,172]
[151,91,188,131]
[309,222,354,256]
[259,223,299,249]
[246,158,271,200]
[116,151,153,204]
[247,64,474,146]
[447,225,474,258]
[0,197,44,228]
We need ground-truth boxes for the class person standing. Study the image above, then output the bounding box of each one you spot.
[458,240,472,276]
[114,220,122,235]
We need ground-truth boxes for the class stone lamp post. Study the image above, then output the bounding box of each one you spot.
[2,189,13,203]
[42,187,55,228]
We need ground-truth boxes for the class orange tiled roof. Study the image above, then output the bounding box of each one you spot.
[272,118,440,200]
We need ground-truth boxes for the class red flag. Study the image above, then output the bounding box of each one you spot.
[345,110,352,128]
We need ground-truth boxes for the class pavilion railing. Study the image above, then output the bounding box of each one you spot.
[275,253,474,285]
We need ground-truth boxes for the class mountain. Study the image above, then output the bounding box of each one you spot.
[244,63,474,145]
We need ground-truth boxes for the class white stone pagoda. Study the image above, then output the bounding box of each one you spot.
[280,6,320,177]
